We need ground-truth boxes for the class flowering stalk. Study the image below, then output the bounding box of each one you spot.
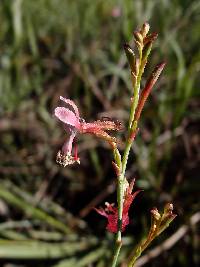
[110,23,166,267]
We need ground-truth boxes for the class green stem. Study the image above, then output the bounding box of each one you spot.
[110,173,123,267]
[110,63,143,267]
[111,240,122,267]
[128,252,140,267]
[128,236,154,267]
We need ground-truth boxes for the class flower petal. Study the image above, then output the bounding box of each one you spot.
[60,96,80,118]
[55,107,80,128]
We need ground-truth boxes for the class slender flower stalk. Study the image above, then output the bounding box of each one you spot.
[110,23,168,267]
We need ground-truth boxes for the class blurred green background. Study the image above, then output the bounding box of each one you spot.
[0,0,199,266]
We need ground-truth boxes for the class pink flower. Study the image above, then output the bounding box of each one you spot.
[54,96,122,166]
[95,179,141,233]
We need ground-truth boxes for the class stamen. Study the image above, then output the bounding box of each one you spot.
[56,151,79,167]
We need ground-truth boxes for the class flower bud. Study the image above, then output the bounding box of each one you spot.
[151,207,161,221]
[134,31,143,44]
[141,22,150,37]
[124,43,136,73]
[143,32,158,45]
[164,203,174,213]
[142,42,152,61]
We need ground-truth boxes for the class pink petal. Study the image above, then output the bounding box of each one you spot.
[60,96,80,119]
[54,107,80,129]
